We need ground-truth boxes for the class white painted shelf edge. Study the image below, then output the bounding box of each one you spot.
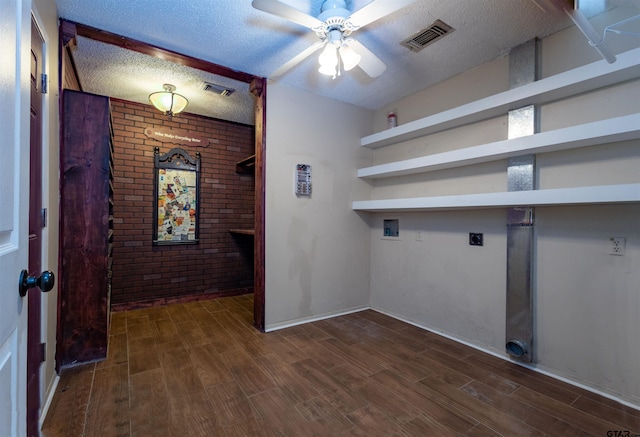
[358,114,640,179]
[361,47,640,149]
[352,184,640,211]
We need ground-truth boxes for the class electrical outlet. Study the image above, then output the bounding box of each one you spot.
[416,229,424,242]
[610,237,626,256]
[469,233,483,246]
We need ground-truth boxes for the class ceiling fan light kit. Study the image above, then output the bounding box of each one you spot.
[318,28,342,77]
[317,28,362,77]
[318,43,339,76]
[252,0,417,79]
[340,41,361,71]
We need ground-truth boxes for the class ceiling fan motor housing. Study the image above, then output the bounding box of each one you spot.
[317,0,352,39]
[320,0,348,14]
[319,0,350,23]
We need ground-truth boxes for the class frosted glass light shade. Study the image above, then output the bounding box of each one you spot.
[318,44,338,76]
[319,62,338,76]
[340,43,361,71]
[149,84,188,116]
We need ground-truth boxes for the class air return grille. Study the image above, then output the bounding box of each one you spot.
[400,19,454,52]
[202,81,235,96]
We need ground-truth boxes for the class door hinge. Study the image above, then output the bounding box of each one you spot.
[41,74,48,94]
[41,208,47,228]
[39,343,46,363]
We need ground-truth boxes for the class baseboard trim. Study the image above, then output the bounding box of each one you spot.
[265,305,370,332]
[111,287,253,312]
[39,373,60,431]
[371,307,640,411]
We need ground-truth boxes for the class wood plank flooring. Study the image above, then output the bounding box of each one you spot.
[42,294,640,436]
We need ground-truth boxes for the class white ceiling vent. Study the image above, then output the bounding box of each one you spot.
[202,81,235,96]
[400,20,454,52]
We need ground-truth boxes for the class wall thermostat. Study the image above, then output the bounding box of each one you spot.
[295,164,311,196]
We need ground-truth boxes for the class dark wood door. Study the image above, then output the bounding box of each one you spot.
[27,17,44,437]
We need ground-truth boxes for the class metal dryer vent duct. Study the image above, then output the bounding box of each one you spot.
[505,39,539,363]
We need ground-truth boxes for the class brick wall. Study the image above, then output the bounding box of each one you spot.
[110,99,255,305]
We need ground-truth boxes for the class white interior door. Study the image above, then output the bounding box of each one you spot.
[0,0,33,436]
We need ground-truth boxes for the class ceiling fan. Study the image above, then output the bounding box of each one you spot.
[252,0,417,79]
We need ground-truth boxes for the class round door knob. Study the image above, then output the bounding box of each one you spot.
[18,269,55,297]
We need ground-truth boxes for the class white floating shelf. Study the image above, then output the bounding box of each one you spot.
[352,184,640,212]
[358,114,640,179]
[361,48,640,149]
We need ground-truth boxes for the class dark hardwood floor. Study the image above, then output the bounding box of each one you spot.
[42,294,640,436]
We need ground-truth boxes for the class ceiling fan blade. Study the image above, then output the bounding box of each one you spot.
[349,39,386,78]
[347,0,417,29]
[252,0,324,29]
[271,41,326,78]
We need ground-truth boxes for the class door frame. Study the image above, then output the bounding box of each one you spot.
[27,15,45,437]
[29,6,56,432]
[59,19,267,331]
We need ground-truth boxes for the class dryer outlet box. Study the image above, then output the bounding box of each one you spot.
[469,233,483,246]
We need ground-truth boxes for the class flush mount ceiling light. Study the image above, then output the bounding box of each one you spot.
[149,83,188,118]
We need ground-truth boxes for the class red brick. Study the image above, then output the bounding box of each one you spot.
[110,99,255,305]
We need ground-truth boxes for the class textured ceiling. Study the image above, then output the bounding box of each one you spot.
[55,0,638,123]
[70,36,255,125]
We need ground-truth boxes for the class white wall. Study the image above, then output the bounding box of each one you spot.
[370,209,508,350]
[535,204,640,402]
[33,0,60,425]
[264,83,373,330]
[367,13,640,406]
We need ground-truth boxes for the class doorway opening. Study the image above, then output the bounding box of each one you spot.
[58,20,266,344]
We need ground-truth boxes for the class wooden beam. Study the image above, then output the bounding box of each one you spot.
[62,19,258,84]
[251,77,266,332]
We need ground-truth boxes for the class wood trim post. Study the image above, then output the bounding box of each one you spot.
[250,78,266,331]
